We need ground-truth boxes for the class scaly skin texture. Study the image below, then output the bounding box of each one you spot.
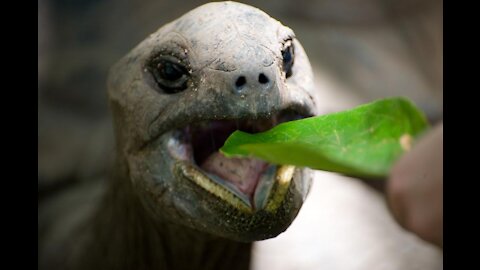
[39,2,318,269]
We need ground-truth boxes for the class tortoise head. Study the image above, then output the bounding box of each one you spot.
[107,1,317,242]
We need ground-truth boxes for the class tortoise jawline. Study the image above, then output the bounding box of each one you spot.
[174,161,295,213]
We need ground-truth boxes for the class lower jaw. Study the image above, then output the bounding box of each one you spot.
[174,161,295,213]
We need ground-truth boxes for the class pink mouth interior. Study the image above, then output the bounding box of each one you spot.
[191,119,274,198]
[201,152,268,196]
[189,111,308,198]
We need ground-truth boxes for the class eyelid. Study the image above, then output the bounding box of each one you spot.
[282,38,293,50]
[148,42,191,68]
[151,54,189,70]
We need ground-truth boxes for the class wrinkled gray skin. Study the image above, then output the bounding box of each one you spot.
[39,2,318,270]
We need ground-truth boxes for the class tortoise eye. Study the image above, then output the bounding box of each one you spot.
[149,58,189,94]
[282,41,294,78]
[159,61,184,81]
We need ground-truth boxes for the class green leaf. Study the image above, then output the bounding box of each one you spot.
[220,97,429,179]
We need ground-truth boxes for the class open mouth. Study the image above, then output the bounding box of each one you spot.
[168,109,311,212]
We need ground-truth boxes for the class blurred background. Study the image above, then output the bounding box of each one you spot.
[38,0,443,269]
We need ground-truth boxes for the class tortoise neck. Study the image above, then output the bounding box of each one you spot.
[79,159,252,270]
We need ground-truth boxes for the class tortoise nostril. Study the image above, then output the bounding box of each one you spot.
[235,76,247,88]
[258,73,269,84]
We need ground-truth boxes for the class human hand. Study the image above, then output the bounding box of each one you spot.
[387,122,443,248]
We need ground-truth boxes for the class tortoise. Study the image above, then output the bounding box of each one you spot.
[39,2,319,269]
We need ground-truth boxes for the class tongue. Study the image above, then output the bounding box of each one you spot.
[200,152,268,196]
